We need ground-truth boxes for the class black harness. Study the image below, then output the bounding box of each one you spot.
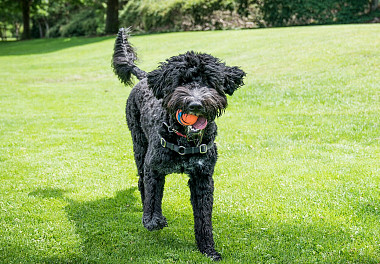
[160,137,213,155]
[160,122,213,155]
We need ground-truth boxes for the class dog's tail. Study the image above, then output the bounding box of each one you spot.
[112,28,147,86]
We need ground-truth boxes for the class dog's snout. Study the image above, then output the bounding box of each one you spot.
[188,101,203,112]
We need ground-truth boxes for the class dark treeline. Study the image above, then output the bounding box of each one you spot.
[0,0,378,40]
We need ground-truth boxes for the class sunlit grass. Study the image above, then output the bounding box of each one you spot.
[0,24,379,263]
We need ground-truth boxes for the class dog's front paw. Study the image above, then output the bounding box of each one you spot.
[142,215,168,231]
[203,249,222,261]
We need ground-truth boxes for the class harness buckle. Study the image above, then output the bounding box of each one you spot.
[178,146,186,155]
[199,144,207,154]
[160,138,166,148]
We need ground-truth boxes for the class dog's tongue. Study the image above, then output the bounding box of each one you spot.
[192,116,207,130]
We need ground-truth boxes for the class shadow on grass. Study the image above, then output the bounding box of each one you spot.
[29,187,69,199]
[0,36,112,56]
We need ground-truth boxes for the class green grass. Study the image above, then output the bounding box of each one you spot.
[0,24,379,263]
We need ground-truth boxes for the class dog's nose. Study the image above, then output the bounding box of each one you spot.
[188,102,203,112]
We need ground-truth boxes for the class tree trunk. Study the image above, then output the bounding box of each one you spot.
[38,20,43,38]
[21,0,31,40]
[0,25,5,41]
[44,18,49,38]
[14,23,21,40]
[105,0,119,34]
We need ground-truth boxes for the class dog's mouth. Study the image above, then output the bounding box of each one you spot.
[185,113,207,144]
[190,114,208,130]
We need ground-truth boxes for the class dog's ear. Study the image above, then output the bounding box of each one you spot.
[222,65,246,96]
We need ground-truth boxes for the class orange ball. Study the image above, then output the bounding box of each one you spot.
[176,110,198,126]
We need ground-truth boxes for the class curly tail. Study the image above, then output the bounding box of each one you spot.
[112,28,147,86]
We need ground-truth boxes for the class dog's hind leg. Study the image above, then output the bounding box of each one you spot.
[142,167,168,231]
[126,95,148,204]
[130,130,147,203]
[129,132,147,204]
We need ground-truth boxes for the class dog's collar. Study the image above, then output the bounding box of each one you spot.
[160,137,213,155]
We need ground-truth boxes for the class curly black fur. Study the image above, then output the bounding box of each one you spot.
[112,28,147,85]
[147,51,245,98]
[112,28,246,261]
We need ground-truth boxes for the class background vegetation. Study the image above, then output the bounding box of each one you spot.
[0,24,379,263]
[0,0,379,40]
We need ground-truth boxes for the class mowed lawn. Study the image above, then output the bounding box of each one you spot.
[0,24,379,263]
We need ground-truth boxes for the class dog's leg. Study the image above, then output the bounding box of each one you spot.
[142,170,168,231]
[126,95,148,205]
[138,175,145,204]
[188,175,221,261]
[132,134,147,204]
[130,133,148,204]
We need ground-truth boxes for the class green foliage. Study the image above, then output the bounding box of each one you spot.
[235,0,256,16]
[119,0,375,33]
[182,0,234,24]
[0,0,20,24]
[60,9,105,37]
[140,0,184,31]
[119,0,235,32]
[45,2,105,38]
[259,0,371,26]
[0,0,22,39]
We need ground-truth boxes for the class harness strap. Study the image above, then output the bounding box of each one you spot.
[160,137,213,155]
[163,122,187,138]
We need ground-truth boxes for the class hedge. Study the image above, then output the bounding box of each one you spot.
[119,0,374,32]
[119,0,237,32]
[259,0,371,26]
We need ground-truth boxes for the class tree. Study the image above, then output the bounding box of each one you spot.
[31,0,56,38]
[105,0,118,34]
[20,0,32,39]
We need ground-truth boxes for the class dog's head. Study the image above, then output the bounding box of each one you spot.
[147,52,246,122]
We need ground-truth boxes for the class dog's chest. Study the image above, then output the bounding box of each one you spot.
[154,154,211,176]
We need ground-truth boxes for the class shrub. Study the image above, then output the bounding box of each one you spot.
[182,0,234,25]
[119,0,373,33]
[46,5,105,38]
[119,0,235,32]
[60,9,105,37]
[259,0,371,26]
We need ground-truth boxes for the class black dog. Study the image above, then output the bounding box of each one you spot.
[112,28,245,261]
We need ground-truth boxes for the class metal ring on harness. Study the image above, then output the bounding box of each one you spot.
[178,146,186,155]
